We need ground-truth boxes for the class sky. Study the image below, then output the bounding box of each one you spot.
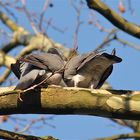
[0,0,140,139]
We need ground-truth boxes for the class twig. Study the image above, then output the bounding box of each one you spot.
[45,18,67,34]
[115,36,140,51]
[128,0,134,14]
[21,1,39,34]
[0,28,12,37]
[88,11,111,33]
[110,118,138,131]
[71,0,83,51]
[39,0,49,32]
[94,28,118,51]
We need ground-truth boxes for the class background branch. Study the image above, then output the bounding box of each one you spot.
[0,10,20,31]
[0,51,16,68]
[94,28,117,51]
[86,0,140,39]
[96,132,140,140]
[0,128,57,140]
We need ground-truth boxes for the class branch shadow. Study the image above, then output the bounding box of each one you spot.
[17,88,42,113]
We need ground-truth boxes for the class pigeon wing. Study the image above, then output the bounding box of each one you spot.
[19,54,48,69]
[77,51,99,71]
[15,68,40,90]
[64,55,87,78]
[11,60,22,79]
[96,65,113,89]
[20,53,64,72]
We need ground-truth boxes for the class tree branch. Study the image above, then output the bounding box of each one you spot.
[0,87,140,120]
[0,128,57,140]
[86,0,140,39]
[94,28,117,51]
[96,132,140,140]
[1,29,30,53]
[115,36,140,51]
[0,69,11,84]
[0,11,20,32]
[0,50,16,68]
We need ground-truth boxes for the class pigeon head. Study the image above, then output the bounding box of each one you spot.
[101,48,122,63]
[101,53,122,63]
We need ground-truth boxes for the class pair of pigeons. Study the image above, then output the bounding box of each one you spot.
[11,48,122,90]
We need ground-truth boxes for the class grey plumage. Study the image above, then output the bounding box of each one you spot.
[11,48,64,90]
[64,49,122,89]
[11,48,122,90]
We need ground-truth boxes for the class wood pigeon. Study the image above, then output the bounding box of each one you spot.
[11,48,65,90]
[63,49,122,89]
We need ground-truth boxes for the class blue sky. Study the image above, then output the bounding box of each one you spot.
[0,0,140,139]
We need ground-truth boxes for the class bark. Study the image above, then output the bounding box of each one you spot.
[0,86,140,120]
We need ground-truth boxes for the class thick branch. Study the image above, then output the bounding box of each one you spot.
[0,50,16,68]
[0,11,71,57]
[0,87,140,120]
[0,50,16,84]
[0,69,11,84]
[96,132,140,140]
[0,33,72,84]
[1,29,30,53]
[0,11,20,31]
[0,128,56,140]
[86,0,140,39]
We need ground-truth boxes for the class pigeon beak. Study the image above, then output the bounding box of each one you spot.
[113,56,122,63]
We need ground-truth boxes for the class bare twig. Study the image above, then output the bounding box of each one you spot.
[110,118,140,131]
[128,0,134,14]
[45,18,67,34]
[71,0,83,51]
[0,114,55,133]
[94,28,118,51]
[21,0,39,34]
[0,28,12,37]
[39,0,49,32]
[115,36,140,51]
[18,115,55,133]
[88,11,111,33]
